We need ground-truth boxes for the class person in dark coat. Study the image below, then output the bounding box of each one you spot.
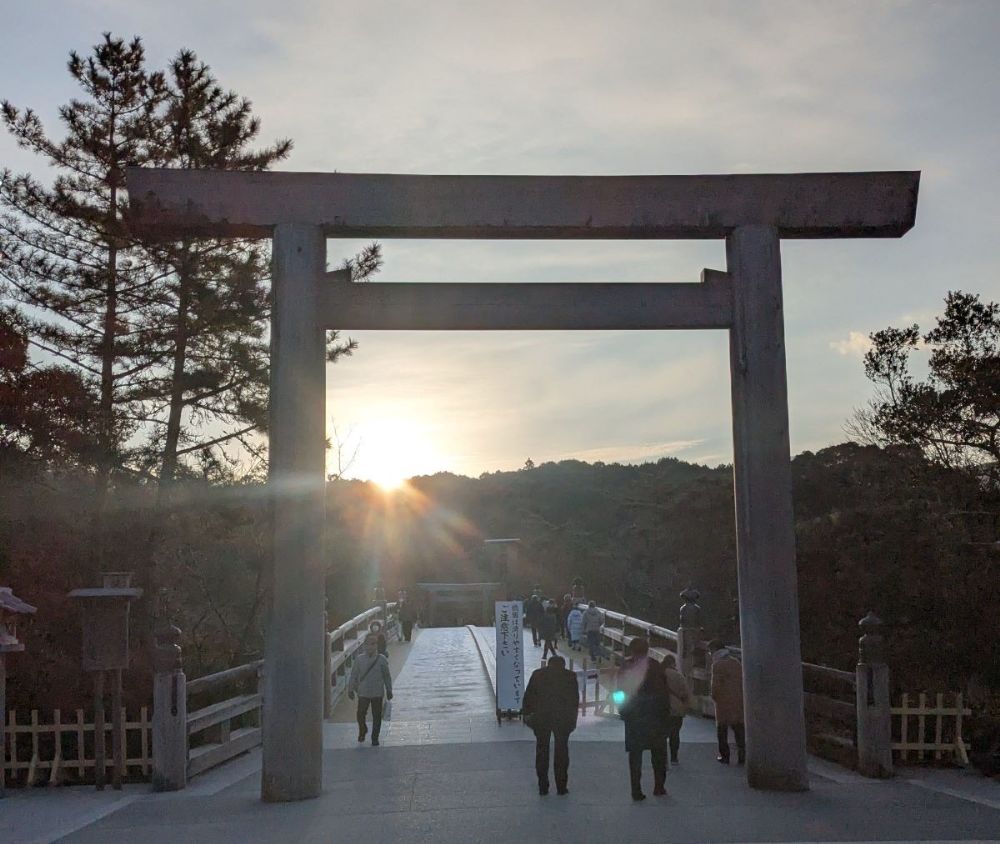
[398,599,416,642]
[522,655,580,795]
[559,594,574,637]
[617,637,670,800]
[540,604,561,660]
[525,595,544,646]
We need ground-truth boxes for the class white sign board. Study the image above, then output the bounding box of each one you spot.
[495,601,524,712]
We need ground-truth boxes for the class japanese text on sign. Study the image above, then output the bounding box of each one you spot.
[495,601,524,712]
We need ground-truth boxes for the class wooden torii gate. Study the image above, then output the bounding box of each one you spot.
[127,168,919,801]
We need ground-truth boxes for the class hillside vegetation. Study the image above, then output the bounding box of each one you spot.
[3,441,997,712]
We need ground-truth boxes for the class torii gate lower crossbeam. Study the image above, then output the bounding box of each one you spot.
[126,167,919,800]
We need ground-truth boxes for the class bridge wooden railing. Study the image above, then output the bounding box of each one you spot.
[573,600,893,777]
[324,603,398,718]
[151,602,398,792]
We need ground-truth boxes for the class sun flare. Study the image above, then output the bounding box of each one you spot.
[337,416,445,490]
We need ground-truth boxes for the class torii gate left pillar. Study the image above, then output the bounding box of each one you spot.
[261,223,328,800]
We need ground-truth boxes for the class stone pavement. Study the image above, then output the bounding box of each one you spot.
[3,627,999,843]
[48,741,1000,844]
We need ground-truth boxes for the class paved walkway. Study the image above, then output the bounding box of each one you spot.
[46,741,1000,844]
[3,627,999,843]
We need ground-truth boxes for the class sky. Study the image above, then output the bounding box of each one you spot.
[3,1,999,483]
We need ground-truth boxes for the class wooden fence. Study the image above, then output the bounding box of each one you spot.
[893,692,971,765]
[3,708,151,787]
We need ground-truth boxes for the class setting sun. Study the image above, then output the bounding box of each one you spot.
[335,416,446,490]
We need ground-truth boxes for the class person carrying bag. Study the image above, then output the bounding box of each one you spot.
[348,634,393,746]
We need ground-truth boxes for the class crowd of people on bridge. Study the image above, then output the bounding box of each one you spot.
[348,584,746,804]
[524,591,608,663]
[522,620,745,800]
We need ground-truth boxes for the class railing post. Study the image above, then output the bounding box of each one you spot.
[856,612,893,778]
[152,624,187,792]
[677,587,702,685]
[323,605,332,719]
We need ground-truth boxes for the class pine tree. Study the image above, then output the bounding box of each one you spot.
[141,50,382,488]
[138,50,291,489]
[2,37,383,499]
[1,34,168,563]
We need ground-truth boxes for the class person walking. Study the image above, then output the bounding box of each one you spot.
[617,637,670,800]
[661,653,692,764]
[709,640,745,764]
[522,655,580,795]
[399,599,416,642]
[582,600,604,662]
[348,634,393,746]
[559,594,574,637]
[525,594,544,646]
[540,603,561,660]
[566,605,584,651]
[368,620,388,657]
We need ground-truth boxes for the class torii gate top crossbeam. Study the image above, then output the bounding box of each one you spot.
[125,169,919,240]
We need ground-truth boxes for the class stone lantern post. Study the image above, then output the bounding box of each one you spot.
[856,611,893,777]
[0,588,36,797]
[676,587,703,682]
[68,572,142,790]
[152,623,186,791]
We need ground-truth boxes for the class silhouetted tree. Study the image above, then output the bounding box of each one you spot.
[0,310,98,463]
[851,291,1000,484]
[1,35,168,562]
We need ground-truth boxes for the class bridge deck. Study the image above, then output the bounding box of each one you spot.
[4,627,998,844]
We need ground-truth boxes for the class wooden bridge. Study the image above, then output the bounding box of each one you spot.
[4,601,996,843]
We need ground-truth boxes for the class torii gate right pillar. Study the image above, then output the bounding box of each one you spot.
[727,224,808,791]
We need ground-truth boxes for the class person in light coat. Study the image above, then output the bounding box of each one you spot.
[709,639,745,764]
[661,652,692,764]
[566,606,584,650]
[348,634,393,746]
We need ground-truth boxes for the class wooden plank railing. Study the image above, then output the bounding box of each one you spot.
[578,601,874,770]
[186,660,263,697]
[150,601,399,791]
[185,661,263,779]
[324,603,398,718]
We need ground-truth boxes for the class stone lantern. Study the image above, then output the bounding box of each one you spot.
[677,587,703,681]
[0,588,36,798]
[68,572,142,790]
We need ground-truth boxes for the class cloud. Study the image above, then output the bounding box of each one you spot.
[830,331,872,358]
[5,1,1000,479]
[551,439,706,465]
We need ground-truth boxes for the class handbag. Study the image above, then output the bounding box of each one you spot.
[383,699,393,721]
